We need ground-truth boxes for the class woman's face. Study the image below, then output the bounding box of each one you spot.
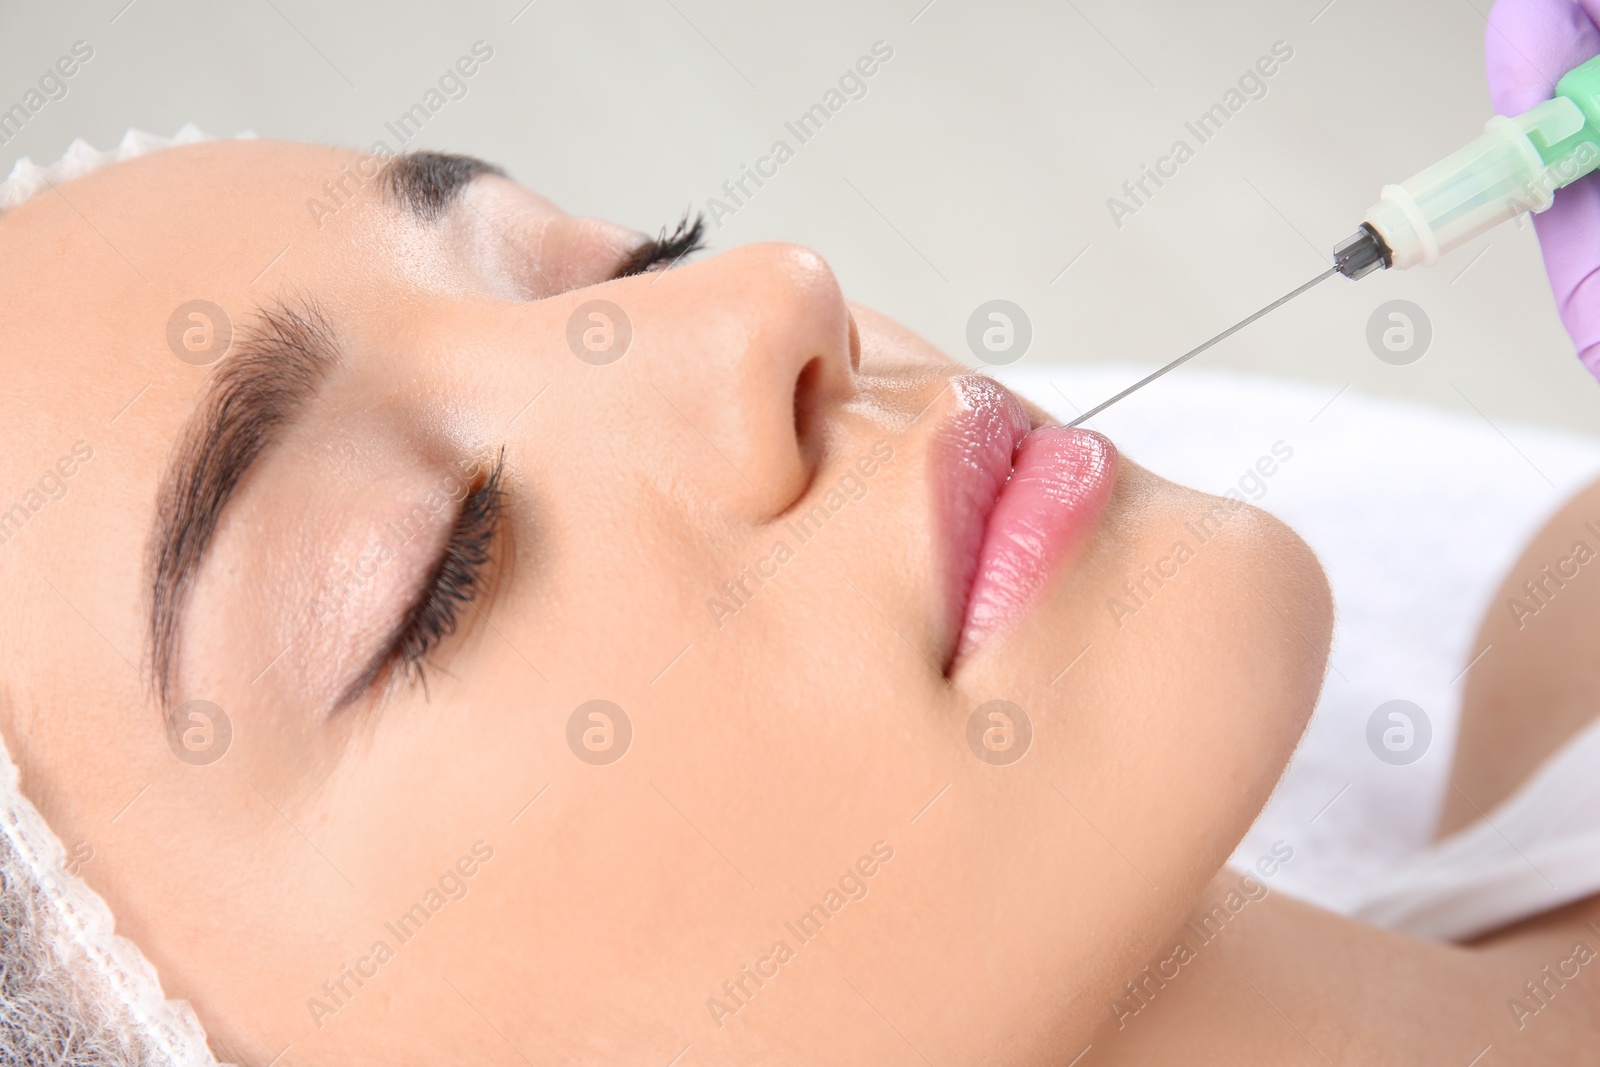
[0,142,1330,1065]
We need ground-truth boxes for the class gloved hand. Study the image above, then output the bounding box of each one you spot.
[1488,0,1600,379]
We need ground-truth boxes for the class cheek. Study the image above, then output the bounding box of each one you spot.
[353,537,964,1046]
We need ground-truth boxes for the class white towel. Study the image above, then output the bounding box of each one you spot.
[1352,713,1600,940]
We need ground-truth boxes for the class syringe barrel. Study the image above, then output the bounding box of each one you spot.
[1363,53,1600,270]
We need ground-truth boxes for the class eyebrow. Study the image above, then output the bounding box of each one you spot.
[145,155,502,707]
[380,151,505,222]
[147,301,341,710]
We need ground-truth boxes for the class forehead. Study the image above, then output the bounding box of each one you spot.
[0,140,603,499]
[0,143,414,485]
[4,139,380,245]
[0,141,400,324]
[0,138,518,331]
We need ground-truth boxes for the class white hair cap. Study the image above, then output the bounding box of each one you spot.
[0,728,227,1066]
[0,124,253,212]
[2,129,238,1065]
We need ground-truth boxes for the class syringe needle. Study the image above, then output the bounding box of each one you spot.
[1065,266,1339,429]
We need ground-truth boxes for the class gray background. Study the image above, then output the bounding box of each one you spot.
[4,0,1597,433]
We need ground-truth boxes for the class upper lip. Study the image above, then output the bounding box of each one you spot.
[929,376,1034,667]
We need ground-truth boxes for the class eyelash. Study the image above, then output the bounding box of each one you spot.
[340,452,505,707]
[614,209,707,277]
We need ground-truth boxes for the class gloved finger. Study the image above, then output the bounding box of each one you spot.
[1489,0,1600,378]
[1530,185,1600,376]
[1486,0,1600,115]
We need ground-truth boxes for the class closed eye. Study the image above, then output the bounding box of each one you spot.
[336,451,506,710]
[612,210,706,278]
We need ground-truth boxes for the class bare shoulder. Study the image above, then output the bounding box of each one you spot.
[1440,475,1600,838]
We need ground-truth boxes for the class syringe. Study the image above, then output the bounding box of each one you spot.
[1332,51,1600,280]
[1066,52,1600,428]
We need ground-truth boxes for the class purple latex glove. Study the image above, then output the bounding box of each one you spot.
[1488,0,1600,378]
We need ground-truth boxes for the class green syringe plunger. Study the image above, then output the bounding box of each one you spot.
[1335,52,1600,279]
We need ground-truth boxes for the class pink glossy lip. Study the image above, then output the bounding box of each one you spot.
[932,376,1117,664]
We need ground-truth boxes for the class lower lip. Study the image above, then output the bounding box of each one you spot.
[935,378,1118,663]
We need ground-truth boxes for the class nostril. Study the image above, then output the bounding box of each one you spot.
[793,356,828,462]
[847,311,861,373]
[793,358,819,441]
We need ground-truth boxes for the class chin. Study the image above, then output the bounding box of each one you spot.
[961,456,1331,834]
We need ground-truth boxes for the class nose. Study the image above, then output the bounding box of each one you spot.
[645,242,857,516]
